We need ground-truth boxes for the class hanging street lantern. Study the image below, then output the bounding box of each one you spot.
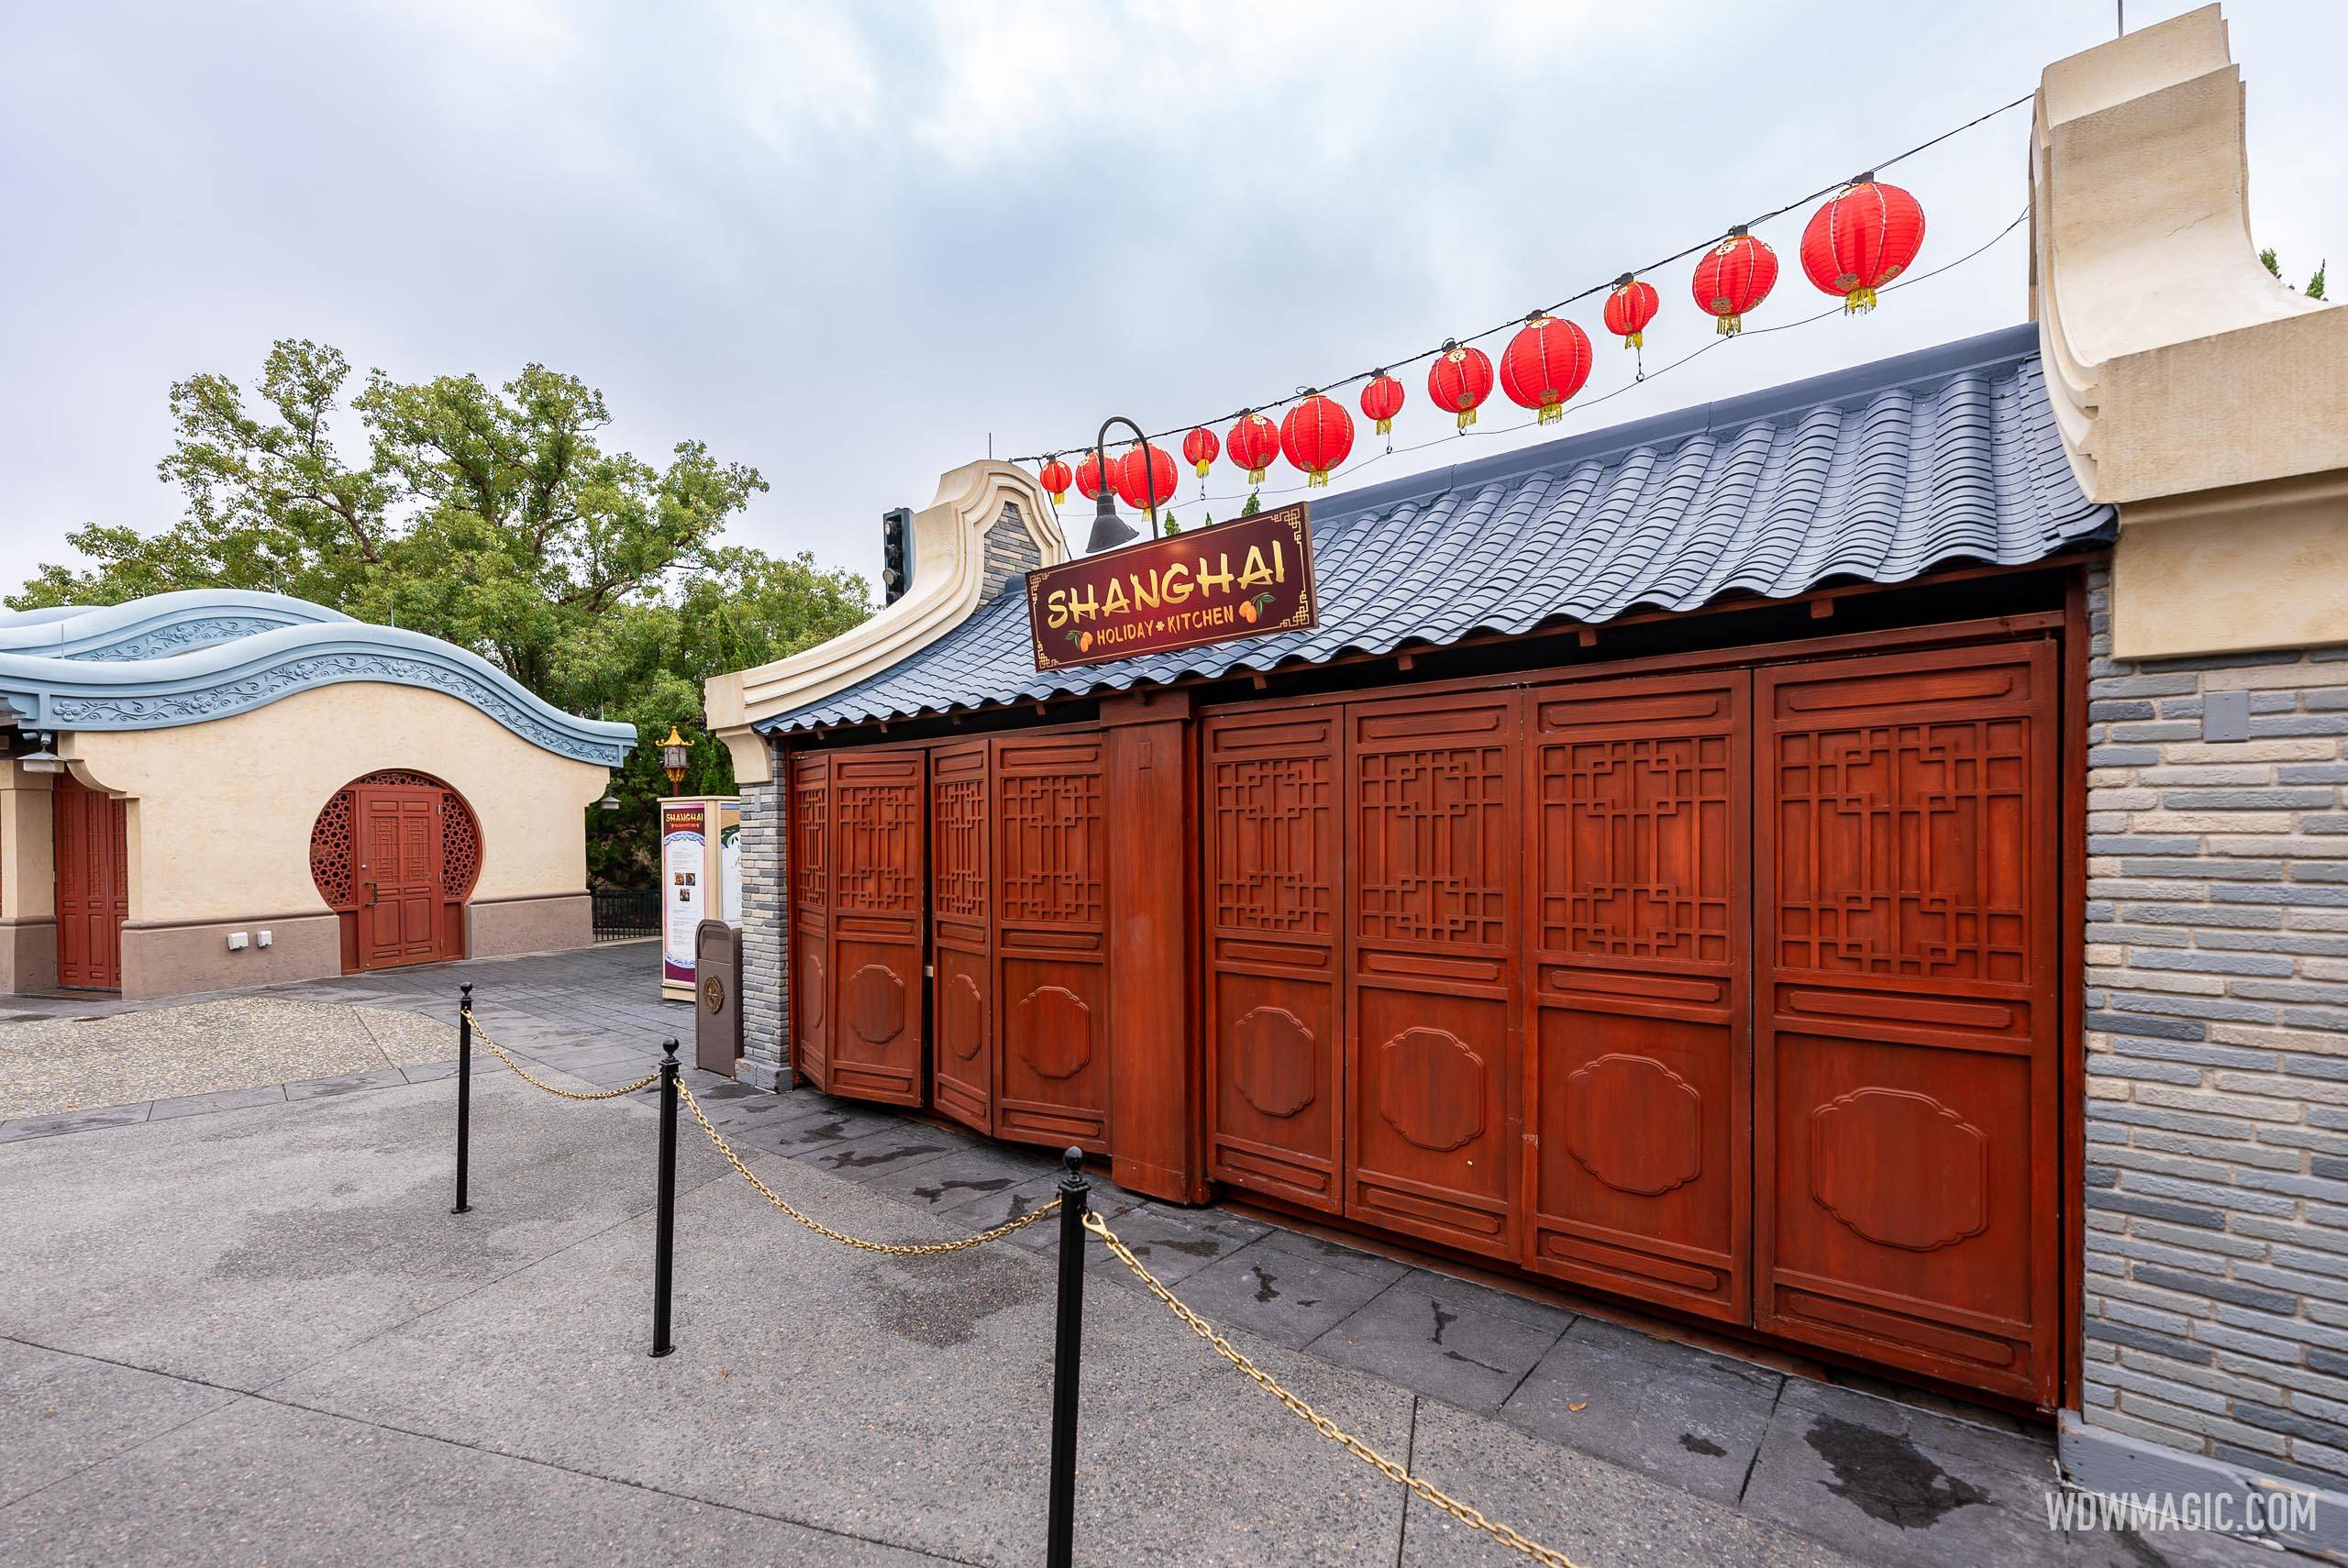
[1279,392,1355,486]
[1225,409,1282,489]
[1114,440,1180,513]
[1602,274,1660,350]
[659,724,691,797]
[1037,456,1074,504]
[1074,449,1111,503]
[1360,371,1405,449]
[1427,339,1495,431]
[1499,313,1593,425]
[1691,226,1779,336]
[1082,416,1161,553]
[1182,425,1220,481]
[1800,173,1926,314]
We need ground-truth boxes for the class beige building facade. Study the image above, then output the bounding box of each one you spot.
[0,591,632,999]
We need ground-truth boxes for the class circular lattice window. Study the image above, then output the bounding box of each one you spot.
[308,771,483,909]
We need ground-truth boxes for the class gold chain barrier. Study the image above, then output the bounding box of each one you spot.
[460,1009,659,1101]
[1086,1211,1590,1568]
[674,1078,1060,1255]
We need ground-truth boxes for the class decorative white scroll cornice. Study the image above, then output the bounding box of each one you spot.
[0,590,354,662]
[703,459,1065,782]
[0,616,637,767]
[2032,5,2346,504]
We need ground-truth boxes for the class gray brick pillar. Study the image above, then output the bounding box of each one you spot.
[736,734,789,1091]
[2076,563,2348,1502]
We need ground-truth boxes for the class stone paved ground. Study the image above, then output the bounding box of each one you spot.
[0,944,2308,1566]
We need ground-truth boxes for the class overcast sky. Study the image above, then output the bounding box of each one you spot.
[2,1,2339,596]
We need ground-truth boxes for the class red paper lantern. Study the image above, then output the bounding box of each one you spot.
[1279,392,1355,487]
[1602,274,1660,349]
[1181,425,1220,479]
[1690,226,1778,336]
[1359,371,1405,436]
[1114,441,1178,513]
[1036,457,1072,504]
[1074,449,1109,501]
[1427,340,1494,431]
[1499,313,1593,425]
[1226,410,1281,485]
[1801,174,1925,314]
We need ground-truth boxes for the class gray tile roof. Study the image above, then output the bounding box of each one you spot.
[762,324,2110,734]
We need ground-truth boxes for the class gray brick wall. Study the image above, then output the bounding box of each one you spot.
[980,501,1041,602]
[2081,564,2348,1490]
[737,743,788,1090]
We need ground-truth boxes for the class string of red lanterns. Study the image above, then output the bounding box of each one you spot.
[1031,167,1945,511]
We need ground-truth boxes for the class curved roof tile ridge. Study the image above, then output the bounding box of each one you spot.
[763,324,2115,734]
[0,589,354,661]
[0,600,634,766]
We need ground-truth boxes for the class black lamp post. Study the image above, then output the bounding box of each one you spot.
[1085,415,1165,555]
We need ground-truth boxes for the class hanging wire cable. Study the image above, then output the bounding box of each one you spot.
[1012,91,2036,466]
[1124,204,2031,516]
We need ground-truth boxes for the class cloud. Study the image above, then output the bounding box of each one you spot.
[0,0,2338,601]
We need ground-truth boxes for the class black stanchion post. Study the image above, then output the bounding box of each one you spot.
[1046,1146,1090,1568]
[451,982,473,1215]
[649,1038,681,1358]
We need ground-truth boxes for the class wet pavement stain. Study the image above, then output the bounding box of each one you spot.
[1251,1266,1280,1304]
[772,1118,854,1147]
[1152,1234,1225,1259]
[908,1176,1013,1205]
[1803,1414,1991,1529]
[1444,1349,1509,1378]
[1679,1433,1727,1457]
[823,1141,947,1171]
[1431,1301,1457,1345]
[868,1258,1042,1348]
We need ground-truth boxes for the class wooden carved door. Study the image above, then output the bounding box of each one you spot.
[52,775,127,990]
[789,752,833,1091]
[929,740,994,1133]
[1523,671,1751,1322]
[1203,706,1344,1211]
[827,748,926,1107]
[1754,641,2060,1404]
[993,732,1111,1153]
[1344,691,1520,1259]
[355,785,443,969]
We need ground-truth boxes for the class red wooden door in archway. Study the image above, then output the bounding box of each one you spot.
[355,784,445,969]
[54,775,128,990]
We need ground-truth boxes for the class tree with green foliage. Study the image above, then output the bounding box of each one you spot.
[12,339,869,886]
[2260,247,2328,301]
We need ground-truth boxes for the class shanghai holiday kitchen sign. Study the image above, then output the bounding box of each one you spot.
[1025,503,1317,671]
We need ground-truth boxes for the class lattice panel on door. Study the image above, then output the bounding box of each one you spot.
[307,770,482,909]
[933,775,988,920]
[1357,744,1508,946]
[1540,735,1732,961]
[1773,718,2031,980]
[792,770,829,907]
[835,779,922,912]
[1211,753,1334,934]
[310,790,355,908]
[441,798,482,896]
[1000,771,1103,925]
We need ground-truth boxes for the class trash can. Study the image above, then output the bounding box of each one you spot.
[693,918,743,1077]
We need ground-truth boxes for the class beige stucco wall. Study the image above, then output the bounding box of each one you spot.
[2110,472,2348,657]
[59,680,611,927]
[2032,6,2348,657]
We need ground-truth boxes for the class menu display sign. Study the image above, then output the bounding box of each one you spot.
[660,802,705,987]
[1024,503,1316,671]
